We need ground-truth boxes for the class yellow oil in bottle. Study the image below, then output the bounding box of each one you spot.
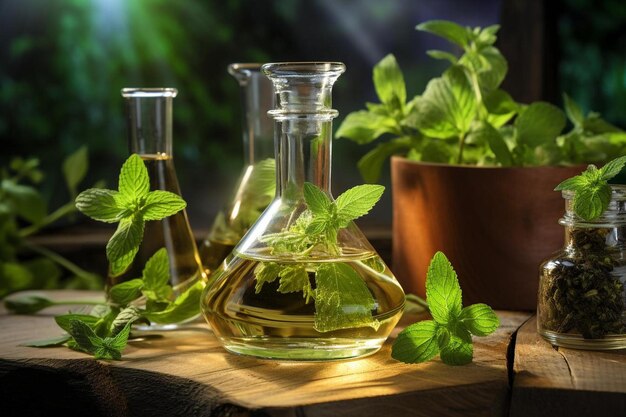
[201,249,405,360]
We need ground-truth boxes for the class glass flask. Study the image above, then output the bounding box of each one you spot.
[201,62,405,360]
[538,185,626,349]
[199,63,275,274]
[111,88,205,329]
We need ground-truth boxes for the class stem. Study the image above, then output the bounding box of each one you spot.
[23,241,96,279]
[19,201,77,238]
[457,132,467,164]
[405,294,429,310]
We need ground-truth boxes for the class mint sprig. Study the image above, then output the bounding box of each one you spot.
[554,155,626,221]
[392,252,499,366]
[68,319,133,360]
[254,182,384,332]
[76,154,186,276]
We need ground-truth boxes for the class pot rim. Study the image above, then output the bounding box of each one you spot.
[391,155,588,172]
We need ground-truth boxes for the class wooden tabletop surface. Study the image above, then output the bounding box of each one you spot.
[0,291,624,417]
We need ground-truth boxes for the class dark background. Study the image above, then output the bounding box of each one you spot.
[1,0,625,235]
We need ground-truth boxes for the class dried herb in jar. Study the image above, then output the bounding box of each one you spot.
[540,228,626,339]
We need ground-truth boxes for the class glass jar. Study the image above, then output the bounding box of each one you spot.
[199,63,275,274]
[200,62,405,360]
[538,185,626,349]
[113,88,205,329]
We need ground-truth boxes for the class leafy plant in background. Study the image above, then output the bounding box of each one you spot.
[0,147,102,298]
[336,19,626,183]
[7,154,204,360]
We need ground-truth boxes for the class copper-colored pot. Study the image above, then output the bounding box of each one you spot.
[391,156,584,311]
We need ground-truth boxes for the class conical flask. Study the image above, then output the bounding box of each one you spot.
[199,64,275,274]
[201,63,405,360]
[110,88,204,329]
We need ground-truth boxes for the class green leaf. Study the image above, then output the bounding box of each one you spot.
[67,319,98,354]
[484,89,518,128]
[110,306,142,336]
[5,294,54,314]
[21,335,71,347]
[460,46,508,91]
[600,155,626,180]
[55,314,100,333]
[336,111,398,145]
[314,262,379,332]
[303,182,332,216]
[563,93,584,127]
[254,262,281,293]
[420,141,453,163]
[439,326,473,365]
[141,191,186,221]
[1,180,46,224]
[143,281,203,324]
[63,145,88,196]
[107,216,144,277]
[467,121,513,166]
[335,184,385,227]
[373,54,406,110]
[109,278,144,305]
[574,184,611,221]
[426,252,462,324]
[426,50,458,64]
[417,20,470,48]
[75,189,126,223]
[246,158,276,200]
[107,321,133,352]
[515,102,566,148]
[459,304,499,336]
[554,175,589,191]
[141,248,170,294]
[356,137,418,183]
[1,263,35,297]
[278,265,314,302]
[118,154,150,201]
[413,66,477,139]
[391,320,440,364]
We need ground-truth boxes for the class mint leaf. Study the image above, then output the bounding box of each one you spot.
[373,54,406,110]
[417,20,470,48]
[110,306,142,336]
[356,137,418,183]
[63,145,88,196]
[109,278,144,305]
[107,216,144,276]
[278,265,314,303]
[554,175,590,191]
[314,262,379,332]
[391,320,439,363]
[55,314,100,333]
[118,154,149,202]
[141,190,186,221]
[303,182,332,216]
[574,184,611,221]
[426,50,458,64]
[563,93,584,127]
[143,281,203,324]
[336,110,398,145]
[1,180,47,224]
[515,102,566,148]
[75,189,125,223]
[439,325,473,365]
[22,335,71,347]
[254,262,281,293]
[92,321,132,360]
[426,252,462,324]
[141,248,172,301]
[335,184,385,226]
[484,89,518,128]
[68,319,98,354]
[467,121,512,166]
[460,46,508,91]
[459,303,500,336]
[600,155,626,180]
[5,294,53,314]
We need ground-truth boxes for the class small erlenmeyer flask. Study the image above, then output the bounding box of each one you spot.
[109,88,204,329]
[199,64,275,274]
[200,63,405,360]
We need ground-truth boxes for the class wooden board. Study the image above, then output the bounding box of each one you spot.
[0,291,530,417]
[510,316,626,417]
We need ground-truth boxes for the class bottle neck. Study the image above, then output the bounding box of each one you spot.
[125,95,174,156]
[238,71,275,166]
[276,117,332,198]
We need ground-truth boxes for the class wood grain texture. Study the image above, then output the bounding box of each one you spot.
[510,316,626,417]
[0,291,529,417]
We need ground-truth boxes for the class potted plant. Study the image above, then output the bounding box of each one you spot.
[336,20,626,310]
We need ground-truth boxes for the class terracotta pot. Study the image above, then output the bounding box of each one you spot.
[391,156,585,311]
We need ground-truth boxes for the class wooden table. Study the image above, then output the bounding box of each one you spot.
[0,291,624,417]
